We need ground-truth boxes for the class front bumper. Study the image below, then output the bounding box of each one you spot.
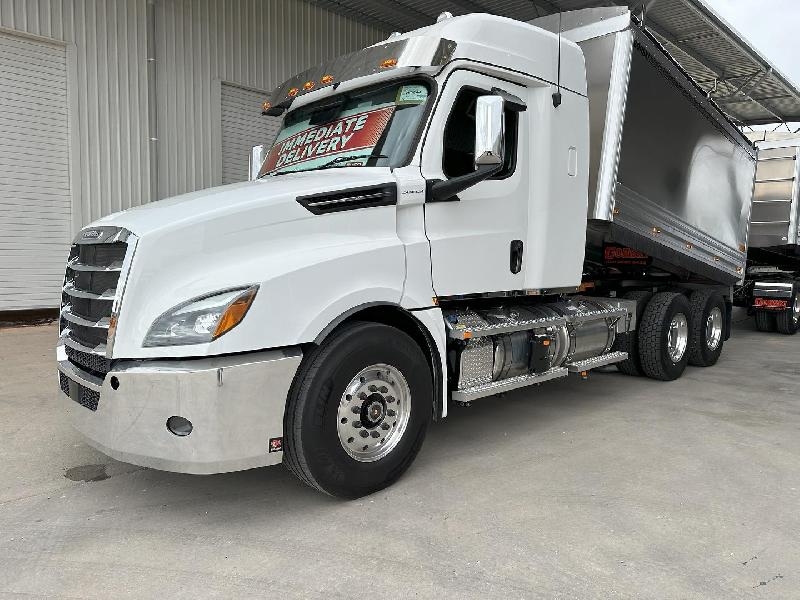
[57,344,302,474]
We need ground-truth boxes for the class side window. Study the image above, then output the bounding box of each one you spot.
[442,87,518,180]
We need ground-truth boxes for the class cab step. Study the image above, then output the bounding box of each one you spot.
[451,367,569,402]
[565,351,628,372]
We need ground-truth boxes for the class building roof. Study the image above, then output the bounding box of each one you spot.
[310,0,800,125]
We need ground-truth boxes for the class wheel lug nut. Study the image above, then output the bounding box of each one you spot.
[370,431,380,439]
[387,409,396,417]
[360,430,369,438]
[381,423,390,431]
[353,421,362,428]
[368,385,377,392]
[359,392,368,400]
[379,386,388,393]
[386,396,395,403]
[351,406,361,414]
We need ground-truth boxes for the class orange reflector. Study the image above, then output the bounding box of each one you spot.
[379,58,398,69]
[213,287,258,339]
[320,74,334,85]
[303,80,315,90]
[287,87,299,97]
[542,339,551,347]
[463,331,472,339]
[262,100,272,112]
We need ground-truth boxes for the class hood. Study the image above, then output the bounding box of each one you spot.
[95,167,395,237]
[93,166,409,359]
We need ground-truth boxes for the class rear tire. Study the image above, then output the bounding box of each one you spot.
[754,310,777,332]
[687,291,725,367]
[638,292,691,381]
[615,290,653,376]
[776,289,800,335]
[284,321,432,499]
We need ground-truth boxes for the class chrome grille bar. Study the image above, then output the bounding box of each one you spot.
[63,283,116,301]
[67,258,123,272]
[61,308,111,329]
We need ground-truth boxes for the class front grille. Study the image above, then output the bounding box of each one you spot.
[59,371,100,411]
[60,228,132,381]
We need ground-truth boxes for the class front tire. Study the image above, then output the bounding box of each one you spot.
[638,292,691,381]
[284,322,432,498]
[687,291,726,367]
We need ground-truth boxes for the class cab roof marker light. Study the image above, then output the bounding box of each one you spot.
[379,58,398,69]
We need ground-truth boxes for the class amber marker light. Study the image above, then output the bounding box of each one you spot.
[288,87,300,97]
[379,58,398,69]
[262,100,272,112]
[213,287,259,340]
[320,74,334,85]
[303,80,315,90]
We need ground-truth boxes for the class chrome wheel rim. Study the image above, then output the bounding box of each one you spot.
[667,313,689,363]
[337,363,411,462]
[705,307,723,350]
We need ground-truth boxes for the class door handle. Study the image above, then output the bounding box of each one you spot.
[510,240,524,274]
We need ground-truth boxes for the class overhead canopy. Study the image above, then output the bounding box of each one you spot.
[309,0,800,126]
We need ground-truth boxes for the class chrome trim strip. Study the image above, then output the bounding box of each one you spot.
[107,232,139,358]
[63,283,116,301]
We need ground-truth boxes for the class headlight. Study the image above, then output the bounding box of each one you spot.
[143,286,259,347]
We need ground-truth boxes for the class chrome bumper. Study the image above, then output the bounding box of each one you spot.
[57,345,302,474]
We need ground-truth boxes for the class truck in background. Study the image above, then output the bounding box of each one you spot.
[57,8,755,498]
[738,132,800,334]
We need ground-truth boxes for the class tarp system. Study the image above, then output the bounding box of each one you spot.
[309,0,800,126]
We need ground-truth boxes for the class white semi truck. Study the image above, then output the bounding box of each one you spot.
[57,8,756,498]
[738,132,800,334]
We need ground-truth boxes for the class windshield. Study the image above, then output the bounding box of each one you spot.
[259,79,432,177]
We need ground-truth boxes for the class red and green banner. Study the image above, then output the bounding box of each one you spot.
[260,106,395,176]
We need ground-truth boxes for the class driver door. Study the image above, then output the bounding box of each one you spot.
[421,71,529,298]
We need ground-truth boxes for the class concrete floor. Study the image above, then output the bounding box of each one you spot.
[0,314,798,599]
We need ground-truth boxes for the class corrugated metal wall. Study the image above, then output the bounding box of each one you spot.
[0,0,151,232]
[153,0,384,199]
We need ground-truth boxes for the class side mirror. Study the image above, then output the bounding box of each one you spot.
[428,95,506,203]
[474,95,505,169]
[249,144,267,181]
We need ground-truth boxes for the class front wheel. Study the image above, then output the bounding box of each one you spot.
[284,322,432,498]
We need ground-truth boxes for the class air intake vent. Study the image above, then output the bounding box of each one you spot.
[297,184,396,215]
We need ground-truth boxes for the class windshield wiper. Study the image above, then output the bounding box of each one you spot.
[318,154,389,169]
[267,154,389,177]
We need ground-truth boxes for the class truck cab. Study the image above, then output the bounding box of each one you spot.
[57,10,752,498]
